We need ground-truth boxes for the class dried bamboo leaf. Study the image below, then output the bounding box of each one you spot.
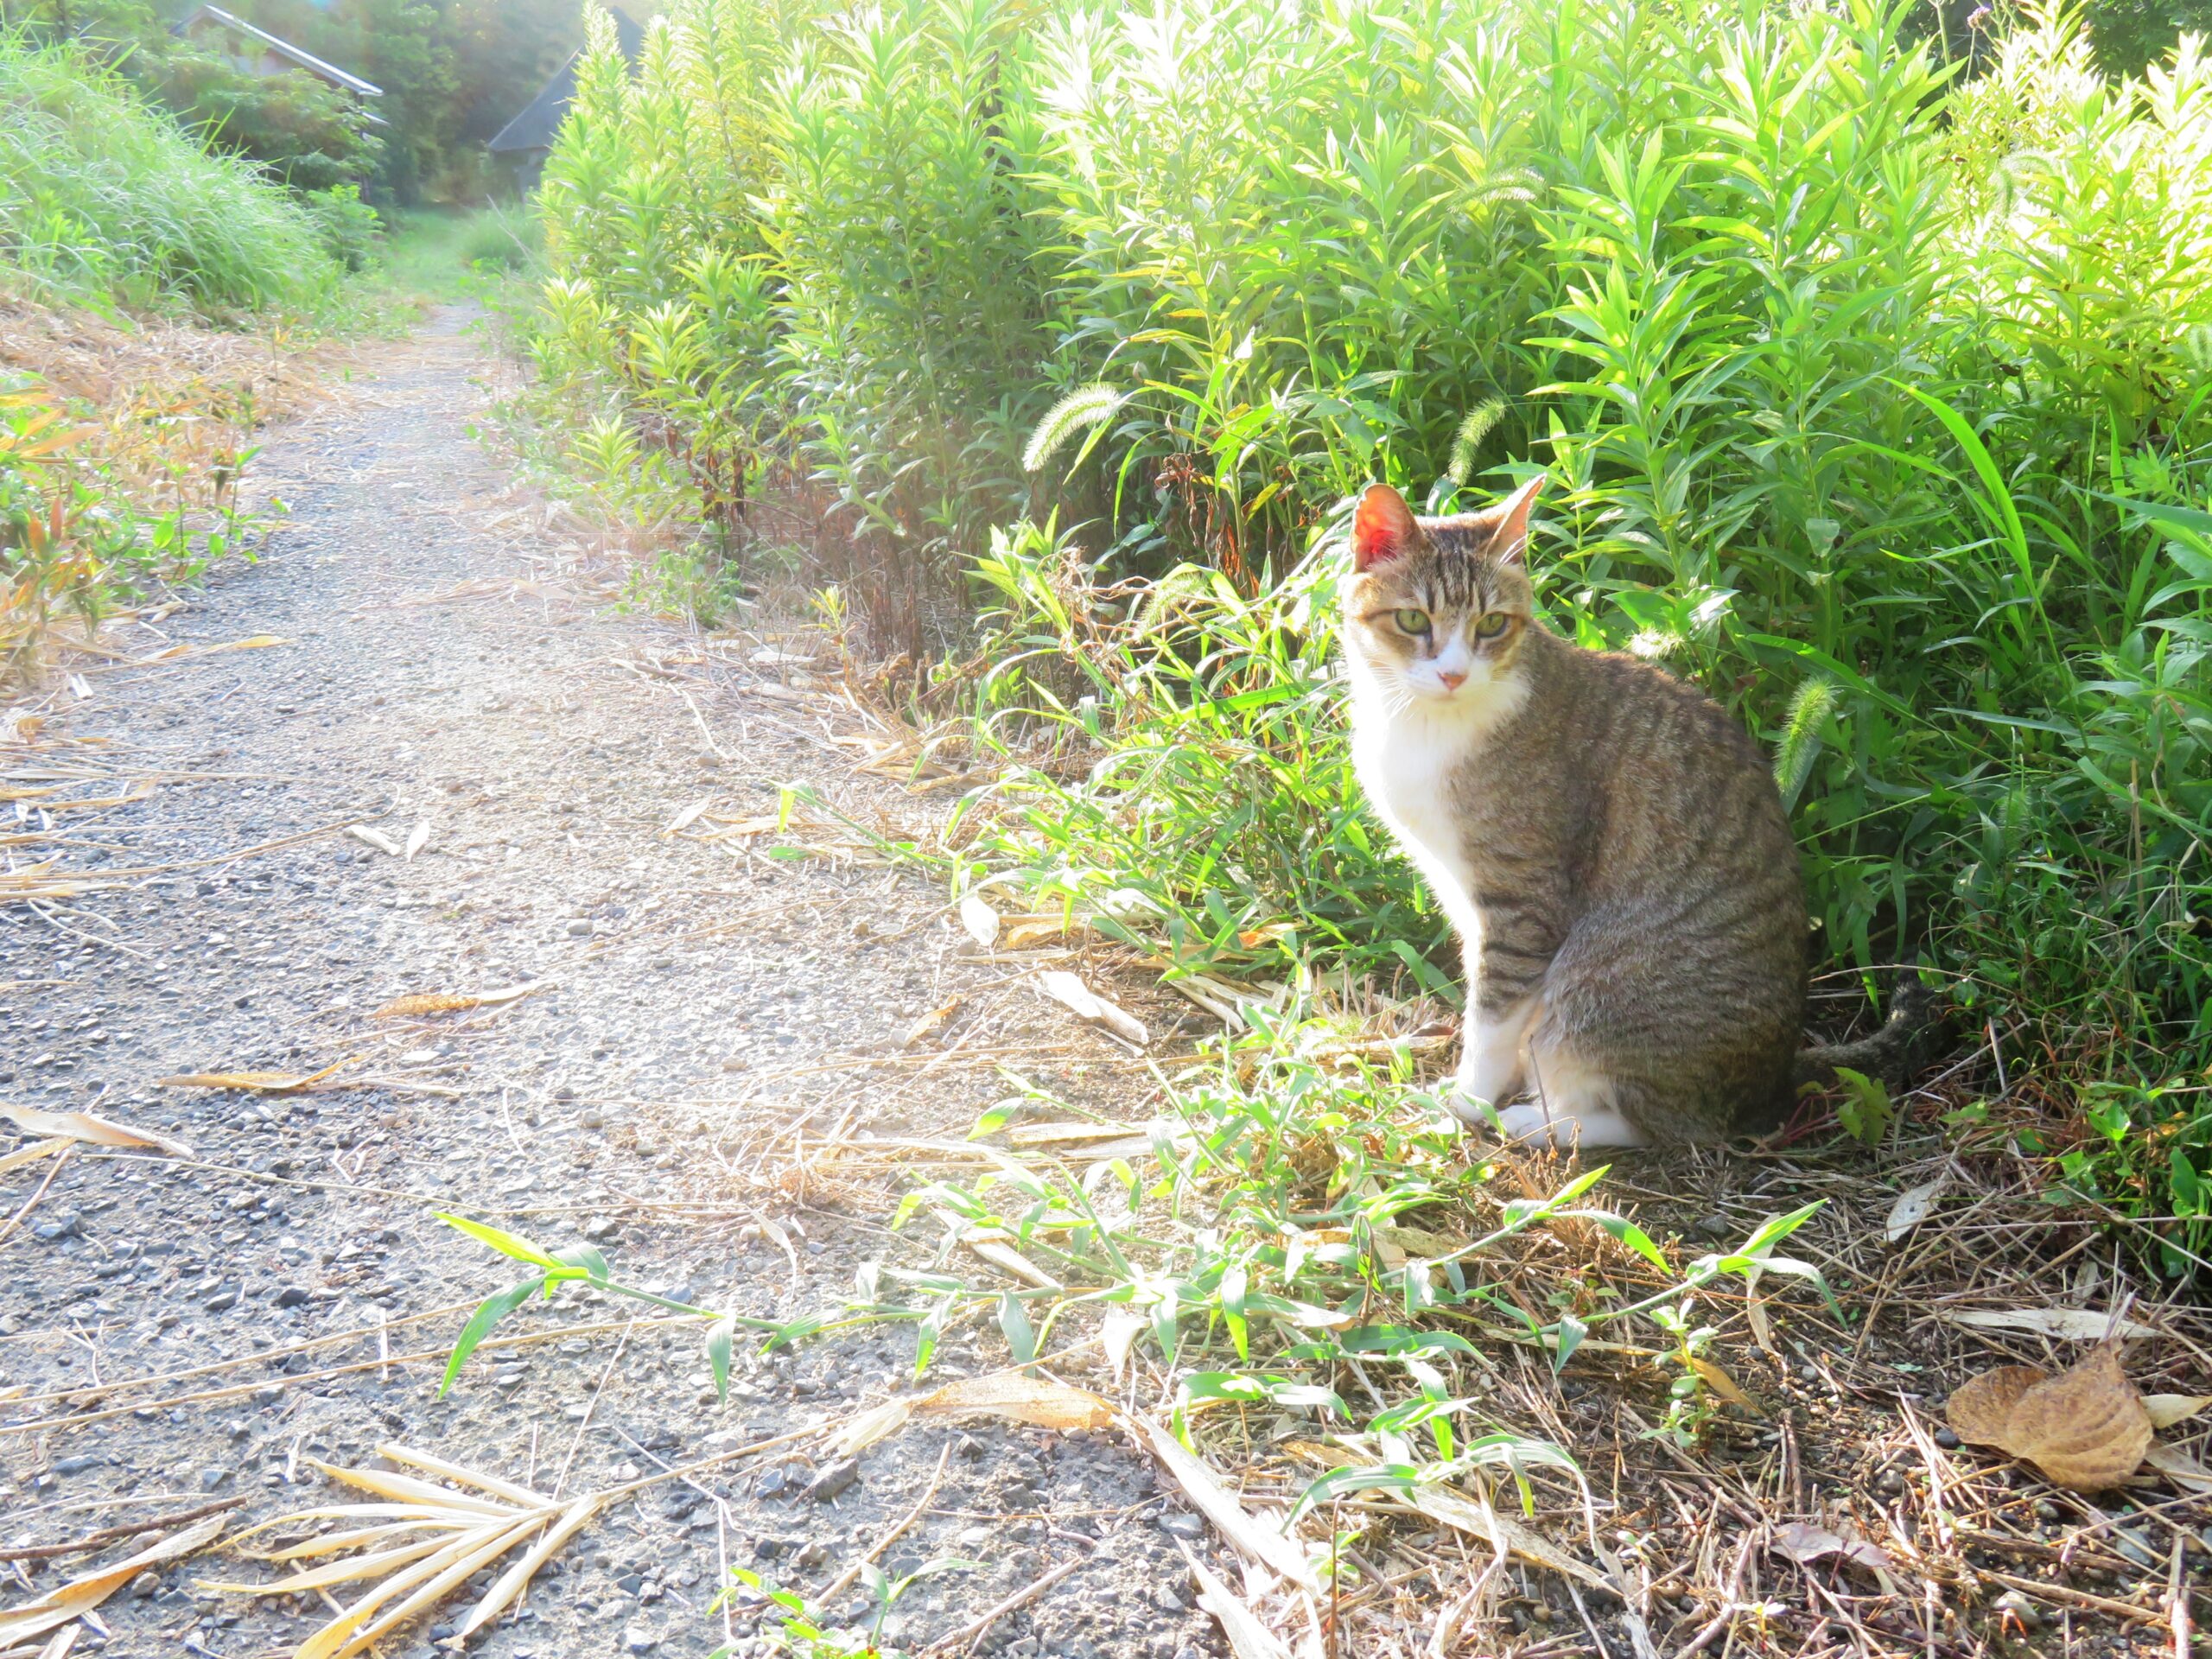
[402,821,430,861]
[1180,1546,1290,1659]
[917,1373,1116,1432]
[1393,1482,1610,1591]
[1037,971,1148,1046]
[2144,1395,2212,1430]
[2144,1443,2212,1493]
[1945,1307,2159,1342]
[376,1444,552,1508]
[963,1236,1062,1290]
[0,1105,193,1158]
[305,1461,521,1517]
[0,1136,70,1174]
[132,634,289,664]
[0,1516,226,1648]
[829,1400,915,1459]
[258,1521,476,1563]
[290,1516,537,1659]
[901,997,962,1048]
[197,1533,461,1596]
[958,892,1000,949]
[157,1058,351,1095]
[452,1492,607,1641]
[664,798,711,836]
[320,1516,546,1659]
[371,982,544,1019]
[1132,1416,1317,1591]
[1885,1176,1947,1243]
[1688,1357,1762,1416]
[346,826,401,857]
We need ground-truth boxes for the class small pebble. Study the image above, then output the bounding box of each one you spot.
[806,1459,860,1502]
[272,1286,311,1307]
[565,919,594,938]
[54,1455,103,1476]
[1158,1511,1206,1540]
[1934,1427,1961,1449]
[200,1467,234,1491]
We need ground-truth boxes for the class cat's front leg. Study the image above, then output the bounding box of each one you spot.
[1455,993,1536,1112]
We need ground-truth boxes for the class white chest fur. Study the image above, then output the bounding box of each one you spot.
[1345,666,1527,941]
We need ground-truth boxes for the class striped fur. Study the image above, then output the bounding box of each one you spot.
[1342,481,1808,1147]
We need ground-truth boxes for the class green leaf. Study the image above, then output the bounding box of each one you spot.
[437,1213,558,1268]
[1548,1314,1587,1375]
[706,1315,737,1401]
[440,1277,541,1395]
[997,1291,1037,1366]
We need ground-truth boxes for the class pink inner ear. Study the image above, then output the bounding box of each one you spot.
[1352,486,1414,571]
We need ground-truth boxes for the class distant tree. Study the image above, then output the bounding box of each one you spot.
[153,46,383,194]
[440,0,579,147]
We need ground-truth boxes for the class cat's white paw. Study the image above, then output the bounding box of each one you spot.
[1489,1101,1650,1149]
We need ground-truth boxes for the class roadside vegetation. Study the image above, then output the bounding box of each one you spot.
[512,0,2212,1266]
[0,33,515,678]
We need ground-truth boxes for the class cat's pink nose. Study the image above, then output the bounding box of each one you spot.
[1437,670,1467,691]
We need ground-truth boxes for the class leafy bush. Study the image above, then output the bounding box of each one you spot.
[0,29,346,312]
[149,46,385,197]
[526,0,2212,1257]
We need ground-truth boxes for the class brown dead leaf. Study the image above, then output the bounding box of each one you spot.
[2002,1345,2155,1491]
[1770,1521,1892,1573]
[1001,914,1074,950]
[1947,1365,2047,1447]
[157,1057,352,1095]
[1688,1356,1763,1416]
[1948,1346,2155,1493]
[0,1515,226,1649]
[0,1104,194,1158]
[371,982,543,1019]
[902,997,962,1048]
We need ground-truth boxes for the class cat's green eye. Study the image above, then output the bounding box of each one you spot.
[1475,611,1511,639]
[1394,608,1432,635]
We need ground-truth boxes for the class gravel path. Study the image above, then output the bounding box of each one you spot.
[0,313,1223,1659]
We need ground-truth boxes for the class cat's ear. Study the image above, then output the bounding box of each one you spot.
[1351,484,1417,571]
[1485,474,1544,565]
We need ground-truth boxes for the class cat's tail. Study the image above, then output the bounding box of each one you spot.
[1794,977,1945,1091]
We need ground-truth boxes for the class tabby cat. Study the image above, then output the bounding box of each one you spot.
[1341,476,1928,1147]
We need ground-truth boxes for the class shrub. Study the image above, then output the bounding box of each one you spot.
[524,0,2212,1260]
[0,29,346,314]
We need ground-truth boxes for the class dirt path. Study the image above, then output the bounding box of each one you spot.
[0,313,1213,1659]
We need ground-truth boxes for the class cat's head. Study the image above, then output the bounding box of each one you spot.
[1339,475,1543,708]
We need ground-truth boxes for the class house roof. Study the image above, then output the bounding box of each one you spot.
[172,3,384,99]
[487,6,645,155]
